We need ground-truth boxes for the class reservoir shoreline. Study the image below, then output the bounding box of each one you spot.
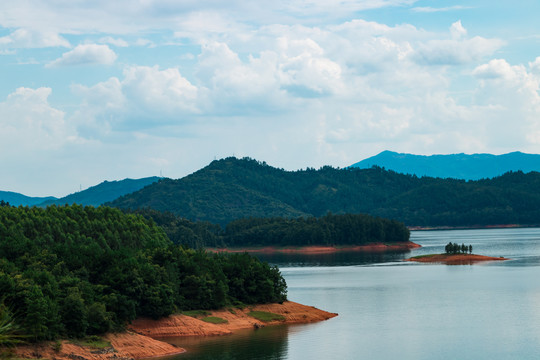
[208,241,420,254]
[13,301,337,360]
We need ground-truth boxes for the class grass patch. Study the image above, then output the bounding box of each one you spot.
[201,316,228,324]
[71,335,111,349]
[409,254,441,259]
[247,311,285,322]
[182,310,211,318]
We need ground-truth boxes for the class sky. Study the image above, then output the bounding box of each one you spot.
[1,0,540,197]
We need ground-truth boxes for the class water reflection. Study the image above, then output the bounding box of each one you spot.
[251,249,411,267]
[153,325,290,360]
[148,228,540,360]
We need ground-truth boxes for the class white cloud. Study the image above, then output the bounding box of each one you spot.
[99,36,128,47]
[135,38,154,47]
[46,44,117,67]
[0,87,77,153]
[529,57,540,75]
[0,0,420,35]
[413,22,503,65]
[71,66,199,135]
[450,20,467,40]
[473,59,519,80]
[122,66,199,114]
[471,58,540,149]
[0,28,70,49]
[412,6,472,13]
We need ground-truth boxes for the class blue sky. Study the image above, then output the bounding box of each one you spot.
[1,0,539,196]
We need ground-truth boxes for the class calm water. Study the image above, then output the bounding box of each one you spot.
[157,228,540,360]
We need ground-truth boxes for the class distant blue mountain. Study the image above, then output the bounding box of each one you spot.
[0,177,161,207]
[38,177,162,207]
[0,191,56,206]
[350,151,540,180]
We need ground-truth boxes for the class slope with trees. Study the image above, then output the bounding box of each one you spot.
[132,209,411,248]
[109,157,540,228]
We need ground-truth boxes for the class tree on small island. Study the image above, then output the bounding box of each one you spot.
[444,242,473,255]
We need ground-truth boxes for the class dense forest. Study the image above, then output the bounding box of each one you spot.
[109,157,540,227]
[0,205,286,341]
[132,209,410,248]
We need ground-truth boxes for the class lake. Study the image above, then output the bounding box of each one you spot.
[157,227,540,359]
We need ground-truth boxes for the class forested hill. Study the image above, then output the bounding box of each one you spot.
[131,210,410,249]
[350,151,540,180]
[0,204,287,341]
[109,157,540,228]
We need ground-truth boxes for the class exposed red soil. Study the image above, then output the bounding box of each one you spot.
[13,301,337,360]
[405,253,510,265]
[208,241,420,254]
[129,301,338,338]
[13,332,185,360]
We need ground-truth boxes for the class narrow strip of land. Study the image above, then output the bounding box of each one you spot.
[405,254,510,265]
[208,241,421,254]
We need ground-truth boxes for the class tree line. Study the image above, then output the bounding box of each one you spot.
[0,205,286,342]
[132,209,411,248]
[445,242,473,255]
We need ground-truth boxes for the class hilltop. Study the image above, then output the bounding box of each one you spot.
[350,151,540,180]
[109,157,540,227]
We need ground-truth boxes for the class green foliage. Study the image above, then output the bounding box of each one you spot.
[0,304,25,347]
[224,213,409,247]
[182,310,211,318]
[201,316,228,324]
[247,311,285,322]
[70,335,111,349]
[444,242,473,254]
[109,157,540,227]
[134,210,410,248]
[0,205,288,341]
[52,340,62,352]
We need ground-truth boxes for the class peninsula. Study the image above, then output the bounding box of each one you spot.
[13,301,337,360]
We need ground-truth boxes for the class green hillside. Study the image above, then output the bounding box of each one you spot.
[0,204,286,341]
[109,157,540,227]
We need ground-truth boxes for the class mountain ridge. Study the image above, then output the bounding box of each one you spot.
[0,177,161,207]
[108,156,540,227]
[350,151,540,180]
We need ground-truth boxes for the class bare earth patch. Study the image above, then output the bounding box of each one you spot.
[129,301,337,338]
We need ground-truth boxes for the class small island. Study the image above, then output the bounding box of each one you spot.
[405,242,510,265]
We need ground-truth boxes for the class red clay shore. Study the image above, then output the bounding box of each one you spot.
[13,332,185,360]
[208,241,420,254]
[13,301,337,360]
[129,301,338,338]
[405,253,510,265]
